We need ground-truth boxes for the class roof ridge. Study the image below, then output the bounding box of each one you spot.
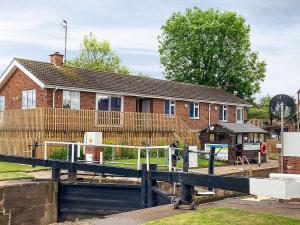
[15,58,228,91]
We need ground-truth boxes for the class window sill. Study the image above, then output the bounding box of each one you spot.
[219,120,228,123]
[190,117,200,120]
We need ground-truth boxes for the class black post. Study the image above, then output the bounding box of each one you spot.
[52,162,61,182]
[67,143,77,182]
[31,140,37,168]
[147,164,157,207]
[208,146,215,175]
[180,145,193,204]
[141,164,148,208]
[208,146,215,191]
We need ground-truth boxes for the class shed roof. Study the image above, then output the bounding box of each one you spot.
[217,123,268,134]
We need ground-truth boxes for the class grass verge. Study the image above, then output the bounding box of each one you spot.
[144,207,300,225]
[0,172,34,181]
[0,162,47,181]
[105,157,227,169]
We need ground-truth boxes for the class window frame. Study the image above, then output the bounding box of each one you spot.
[164,99,175,116]
[96,94,124,112]
[219,105,228,122]
[62,90,80,110]
[0,96,5,112]
[189,102,200,119]
[236,107,244,123]
[22,90,36,109]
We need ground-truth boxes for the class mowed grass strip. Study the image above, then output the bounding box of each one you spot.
[144,207,300,225]
[0,162,47,181]
[106,157,227,169]
[0,172,34,180]
[0,162,46,172]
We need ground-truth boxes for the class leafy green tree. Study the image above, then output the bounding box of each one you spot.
[248,95,271,120]
[158,8,266,102]
[68,33,129,74]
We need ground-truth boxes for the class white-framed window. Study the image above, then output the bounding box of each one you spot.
[219,105,228,122]
[96,94,123,112]
[63,90,80,109]
[189,102,199,118]
[165,100,175,116]
[236,107,244,123]
[0,96,5,112]
[22,90,36,109]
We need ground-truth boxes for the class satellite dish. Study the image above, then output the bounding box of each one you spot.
[269,94,295,119]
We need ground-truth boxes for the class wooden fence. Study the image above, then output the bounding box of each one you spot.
[0,108,179,132]
[0,108,199,157]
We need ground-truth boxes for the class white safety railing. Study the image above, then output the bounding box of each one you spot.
[44,141,172,171]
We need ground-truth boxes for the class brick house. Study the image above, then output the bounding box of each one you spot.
[0,53,249,156]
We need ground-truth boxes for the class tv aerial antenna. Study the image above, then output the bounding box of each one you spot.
[61,20,68,64]
[269,94,295,173]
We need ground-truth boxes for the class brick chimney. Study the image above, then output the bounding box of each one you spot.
[49,52,64,66]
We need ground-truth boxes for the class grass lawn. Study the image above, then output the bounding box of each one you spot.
[144,207,300,225]
[105,157,228,169]
[0,162,47,180]
[0,172,34,180]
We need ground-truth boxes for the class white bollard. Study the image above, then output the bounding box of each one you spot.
[168,147,172,172]
[137,148,141,170]
[146,147,150,171]
[44,142,48,160]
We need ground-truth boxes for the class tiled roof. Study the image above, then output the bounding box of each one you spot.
[218,123,268,133]
[15,58,248,105]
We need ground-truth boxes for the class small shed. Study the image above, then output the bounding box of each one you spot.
[199,123,269,163]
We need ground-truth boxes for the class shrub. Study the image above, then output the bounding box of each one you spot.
[50,146,85,161]
[50,147,67,160]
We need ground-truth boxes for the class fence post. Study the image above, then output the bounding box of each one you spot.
[68,143,77,182]
[180,145,193,204]
[141,164,147,208]
[147,164,157,207]
[208,146,215,191]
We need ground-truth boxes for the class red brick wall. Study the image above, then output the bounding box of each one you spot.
[124,96,136,112]
[151,99,164,114]
[0,69,244,130]
[283,156,300,174]
[0,69,48,109]
[175,102,237,130]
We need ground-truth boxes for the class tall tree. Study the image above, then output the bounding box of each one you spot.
[158,8,266,102]
[68,33,129,74]
[248,95,271,120]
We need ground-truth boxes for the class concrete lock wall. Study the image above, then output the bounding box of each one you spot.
[0,181,57,225]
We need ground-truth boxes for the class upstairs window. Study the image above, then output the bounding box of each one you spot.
[96,95,122,112]
[236,107,244,123]
[22,90,36,109]
[165,100,175,116]
[189,102,199,118]
[63,90,80,109]
[0,96,5,112]
[219,105,228,122]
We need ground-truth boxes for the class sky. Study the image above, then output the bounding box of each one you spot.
[0,0,299,101]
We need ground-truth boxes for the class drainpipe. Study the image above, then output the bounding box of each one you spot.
[52,87,58,108]
[208,102,214,126]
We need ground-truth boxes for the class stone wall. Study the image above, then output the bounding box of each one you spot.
[0,181,57,225]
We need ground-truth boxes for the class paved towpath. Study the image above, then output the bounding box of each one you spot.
[52,196,300,225]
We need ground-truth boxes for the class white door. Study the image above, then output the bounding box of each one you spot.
[142,100,151,113]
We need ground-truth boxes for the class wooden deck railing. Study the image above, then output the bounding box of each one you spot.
[0,108,180,132]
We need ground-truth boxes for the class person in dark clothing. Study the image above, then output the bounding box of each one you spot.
[170,140,179,169]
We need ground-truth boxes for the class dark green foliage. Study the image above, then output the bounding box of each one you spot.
[159,8,266,103]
